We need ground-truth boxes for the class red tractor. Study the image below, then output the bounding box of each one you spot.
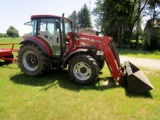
[18,14,153,94]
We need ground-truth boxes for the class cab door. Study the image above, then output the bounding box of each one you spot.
[37,18,61,56]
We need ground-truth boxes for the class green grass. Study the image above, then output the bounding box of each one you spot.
[0,37,160,119]
[0,37,22,43]
[0,37,21,50]
[118,48,160,60]
[0,63,160,120]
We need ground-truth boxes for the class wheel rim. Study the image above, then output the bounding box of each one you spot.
[73,62,92,81]
[22,51,38,71]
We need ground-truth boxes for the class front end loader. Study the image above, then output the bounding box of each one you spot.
[77,33,154,94]
[18,14,153,94]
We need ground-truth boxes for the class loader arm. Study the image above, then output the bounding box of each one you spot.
[78,33,123,82]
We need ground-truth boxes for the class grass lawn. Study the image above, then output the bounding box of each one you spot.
[118,48,160,60]
[0,37,22,43]
[0,37,160,119]
[0,37,21,51]
[0,63,159,120]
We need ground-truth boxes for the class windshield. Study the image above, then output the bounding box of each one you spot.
[37,18,60,36]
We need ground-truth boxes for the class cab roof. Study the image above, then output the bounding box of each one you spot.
[31,14,71,22]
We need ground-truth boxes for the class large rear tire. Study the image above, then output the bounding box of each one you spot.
[68,55,99,84]
[18,43,50,76]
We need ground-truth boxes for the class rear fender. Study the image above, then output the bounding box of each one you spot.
[21,36,52,56]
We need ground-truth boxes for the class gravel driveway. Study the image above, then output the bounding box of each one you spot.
[120,56,160,70]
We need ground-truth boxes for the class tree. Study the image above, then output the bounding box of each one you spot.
[142,0,160,50]
[144,18,160,50]
[6,26,19,37]
[93,0,135,46]
[92,0,160,48]
[147,0,160,35]
[92,0,103,31]
[68,11,79,32]
[78,4,92,29]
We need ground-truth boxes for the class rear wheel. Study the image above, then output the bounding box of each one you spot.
[68,55,99,84]
[18,43,50,76]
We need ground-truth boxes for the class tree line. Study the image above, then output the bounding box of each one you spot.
[69,0,160,51]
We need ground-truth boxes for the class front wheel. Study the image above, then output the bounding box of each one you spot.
[68,55,99,84]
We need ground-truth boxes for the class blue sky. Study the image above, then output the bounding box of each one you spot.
[0,0,96,36]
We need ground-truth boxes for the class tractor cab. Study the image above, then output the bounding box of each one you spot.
[24,15,72,57]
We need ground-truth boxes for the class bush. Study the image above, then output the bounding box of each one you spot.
[150,35,160,50]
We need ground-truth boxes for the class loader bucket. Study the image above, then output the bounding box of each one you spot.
[124,61,154,94]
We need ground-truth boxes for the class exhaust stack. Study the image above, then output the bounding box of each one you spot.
[124,61,154,94]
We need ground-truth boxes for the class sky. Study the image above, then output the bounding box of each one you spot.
[0,0,96,36]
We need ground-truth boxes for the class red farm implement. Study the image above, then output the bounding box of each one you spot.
[0,43,19,62]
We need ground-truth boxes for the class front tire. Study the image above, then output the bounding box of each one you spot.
[18,43,50,76]
[68,55,99,84]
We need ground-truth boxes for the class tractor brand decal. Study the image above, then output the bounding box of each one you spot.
[79,37,101,43]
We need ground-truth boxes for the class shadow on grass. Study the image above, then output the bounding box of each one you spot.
[10,70,69,87]
[0,61,18,69]
[10,70,152,98]
[10,70,119,92]
[125,90,153,98]
[120,84,153,98]
[0,61,10,66]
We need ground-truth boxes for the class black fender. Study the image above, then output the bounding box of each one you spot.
[20,36,52,56]
[62,49,96,68]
